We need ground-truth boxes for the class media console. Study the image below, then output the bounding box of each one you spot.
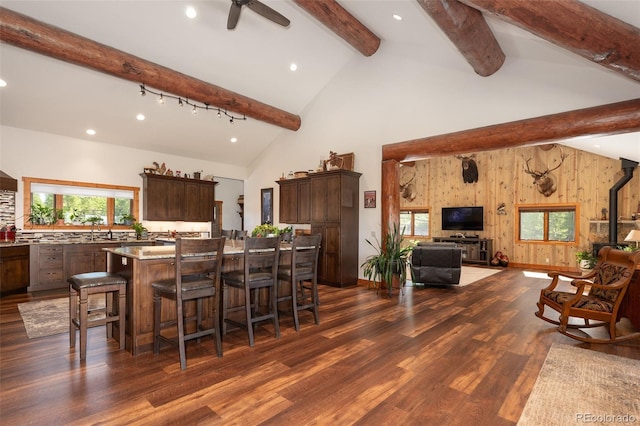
[433,237,493,266]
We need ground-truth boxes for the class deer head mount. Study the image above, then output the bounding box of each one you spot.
[399,164,417,202]
[523,147,568,197]
[454,154,478,183]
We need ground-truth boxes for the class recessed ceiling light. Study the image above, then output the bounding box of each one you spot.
[86,129,96,136]
[230,137,238,143]
[136,114,145,121]
[186,6,197,19]
[392,14,403,21]
[0,78,7,87]
[290,63,298,72]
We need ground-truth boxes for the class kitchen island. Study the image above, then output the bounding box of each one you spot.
[105,240,289,355]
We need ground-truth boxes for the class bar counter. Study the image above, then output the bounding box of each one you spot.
[105,240,289,355]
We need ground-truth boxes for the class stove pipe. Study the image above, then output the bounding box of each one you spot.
[609,158,638,245]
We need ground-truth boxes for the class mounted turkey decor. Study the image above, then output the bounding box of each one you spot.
[455,154,478,183]
[523,145,569,197]
[227,0,290,29]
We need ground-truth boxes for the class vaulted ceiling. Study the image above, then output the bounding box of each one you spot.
[1,0,638,167]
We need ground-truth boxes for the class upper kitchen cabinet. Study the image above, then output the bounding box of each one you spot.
[277,177,310,224]
[141,173,216,222]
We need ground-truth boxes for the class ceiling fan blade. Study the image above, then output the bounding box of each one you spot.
[246,0,290,27]
[227,3,242,29]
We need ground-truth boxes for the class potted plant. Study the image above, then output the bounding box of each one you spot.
[361,223,414,297]
[120,213,136,226]
[251,223,280,237]
[131,222,147,240]
[27,204,63,226]
[575,249,596,272]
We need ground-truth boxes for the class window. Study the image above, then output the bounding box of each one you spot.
[23,177,139,230]
[517,204,578,244]
[400,209,429,237]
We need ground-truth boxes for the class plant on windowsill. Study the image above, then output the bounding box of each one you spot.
[27,205,63,226]
[131,222,147,240]
[575,250,596,272]
[361,223,414,297]
[119,213,136,226]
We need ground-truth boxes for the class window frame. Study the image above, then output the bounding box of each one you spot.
[400,207,430,238]
[22,176,140,231]
[516,203,579,245]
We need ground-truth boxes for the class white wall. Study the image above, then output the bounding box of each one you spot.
[0,125,247,233]
[243,40,640,276]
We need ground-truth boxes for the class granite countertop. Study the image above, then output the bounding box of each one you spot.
[105,240,292,260]
[0,239,155,248]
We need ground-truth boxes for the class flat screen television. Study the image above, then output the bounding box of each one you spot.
[441,206,484,231]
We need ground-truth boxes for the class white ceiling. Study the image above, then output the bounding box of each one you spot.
[1,0,639,167]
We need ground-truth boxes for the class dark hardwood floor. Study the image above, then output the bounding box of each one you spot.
[1,267,639,425]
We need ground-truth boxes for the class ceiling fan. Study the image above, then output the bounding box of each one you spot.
[227,0,291,30]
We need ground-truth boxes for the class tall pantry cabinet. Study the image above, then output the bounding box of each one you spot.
[278,169,361,287]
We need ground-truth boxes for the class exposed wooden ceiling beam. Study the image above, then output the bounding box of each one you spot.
[382,98,640,162]
[416,0,505,77]
[459,0,640,82]
[292,0,380,57]
[0,7,301,131]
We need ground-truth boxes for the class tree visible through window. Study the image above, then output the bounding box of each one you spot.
[518,204,577,243]
[23,177,139,229]
[400,209,429,237]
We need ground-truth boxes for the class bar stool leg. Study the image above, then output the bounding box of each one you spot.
[69,284,77,349]
[79,288,89,361]
[118,285,126,350]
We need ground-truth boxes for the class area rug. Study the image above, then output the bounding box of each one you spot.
[517,344,640,425]
[458,265,502,286]
[17,295,105,339]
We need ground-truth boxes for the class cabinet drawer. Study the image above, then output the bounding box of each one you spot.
[39,268,65,283]
[39,245,63,255]
[39,254,63,268]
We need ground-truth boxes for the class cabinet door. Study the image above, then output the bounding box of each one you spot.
[278,181,298,223]
[298,180,311,223]
[184,182,213,222]
[311,224,340,284]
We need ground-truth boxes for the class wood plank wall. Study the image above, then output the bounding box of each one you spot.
[400,145,639,269]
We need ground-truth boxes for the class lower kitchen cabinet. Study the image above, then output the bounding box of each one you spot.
[29,243,119,291]
[1,245,30,295]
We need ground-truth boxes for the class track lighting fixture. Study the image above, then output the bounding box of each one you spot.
[138,84,246,123]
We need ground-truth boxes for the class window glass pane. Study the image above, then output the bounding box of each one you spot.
[520,211,544,240]
[414,212,429,236]
[548,211,575,242]
[400,212,412,234]
[62,195,107,224]
[115,198,133,224]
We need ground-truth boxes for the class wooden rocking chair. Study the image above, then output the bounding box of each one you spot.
[536,246,640,343]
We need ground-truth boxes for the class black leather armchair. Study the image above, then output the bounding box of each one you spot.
[410,242,462,285]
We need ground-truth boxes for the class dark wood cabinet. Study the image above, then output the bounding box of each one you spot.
[141,173,216,222]
[1,245,30,295]
[279,169,360,287]
[29,243,119,291]
[277,178,310,224]
[64,243,118,278]
[29,244,64,291]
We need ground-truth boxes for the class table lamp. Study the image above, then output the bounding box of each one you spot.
[624,229,640,249]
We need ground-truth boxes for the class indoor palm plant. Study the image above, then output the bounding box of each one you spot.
[361,223,414,297]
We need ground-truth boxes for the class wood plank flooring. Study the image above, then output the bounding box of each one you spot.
[1,267,639,425]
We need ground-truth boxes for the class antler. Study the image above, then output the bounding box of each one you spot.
[546,146,568,174]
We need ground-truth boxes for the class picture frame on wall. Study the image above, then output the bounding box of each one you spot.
[364,190,376,208]
[261,188,273,224]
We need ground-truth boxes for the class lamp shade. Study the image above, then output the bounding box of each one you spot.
[624,229,640,247]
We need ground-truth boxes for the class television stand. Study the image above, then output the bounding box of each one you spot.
[433,237,493,266]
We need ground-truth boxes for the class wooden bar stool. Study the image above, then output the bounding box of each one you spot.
[68,272,127,361]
